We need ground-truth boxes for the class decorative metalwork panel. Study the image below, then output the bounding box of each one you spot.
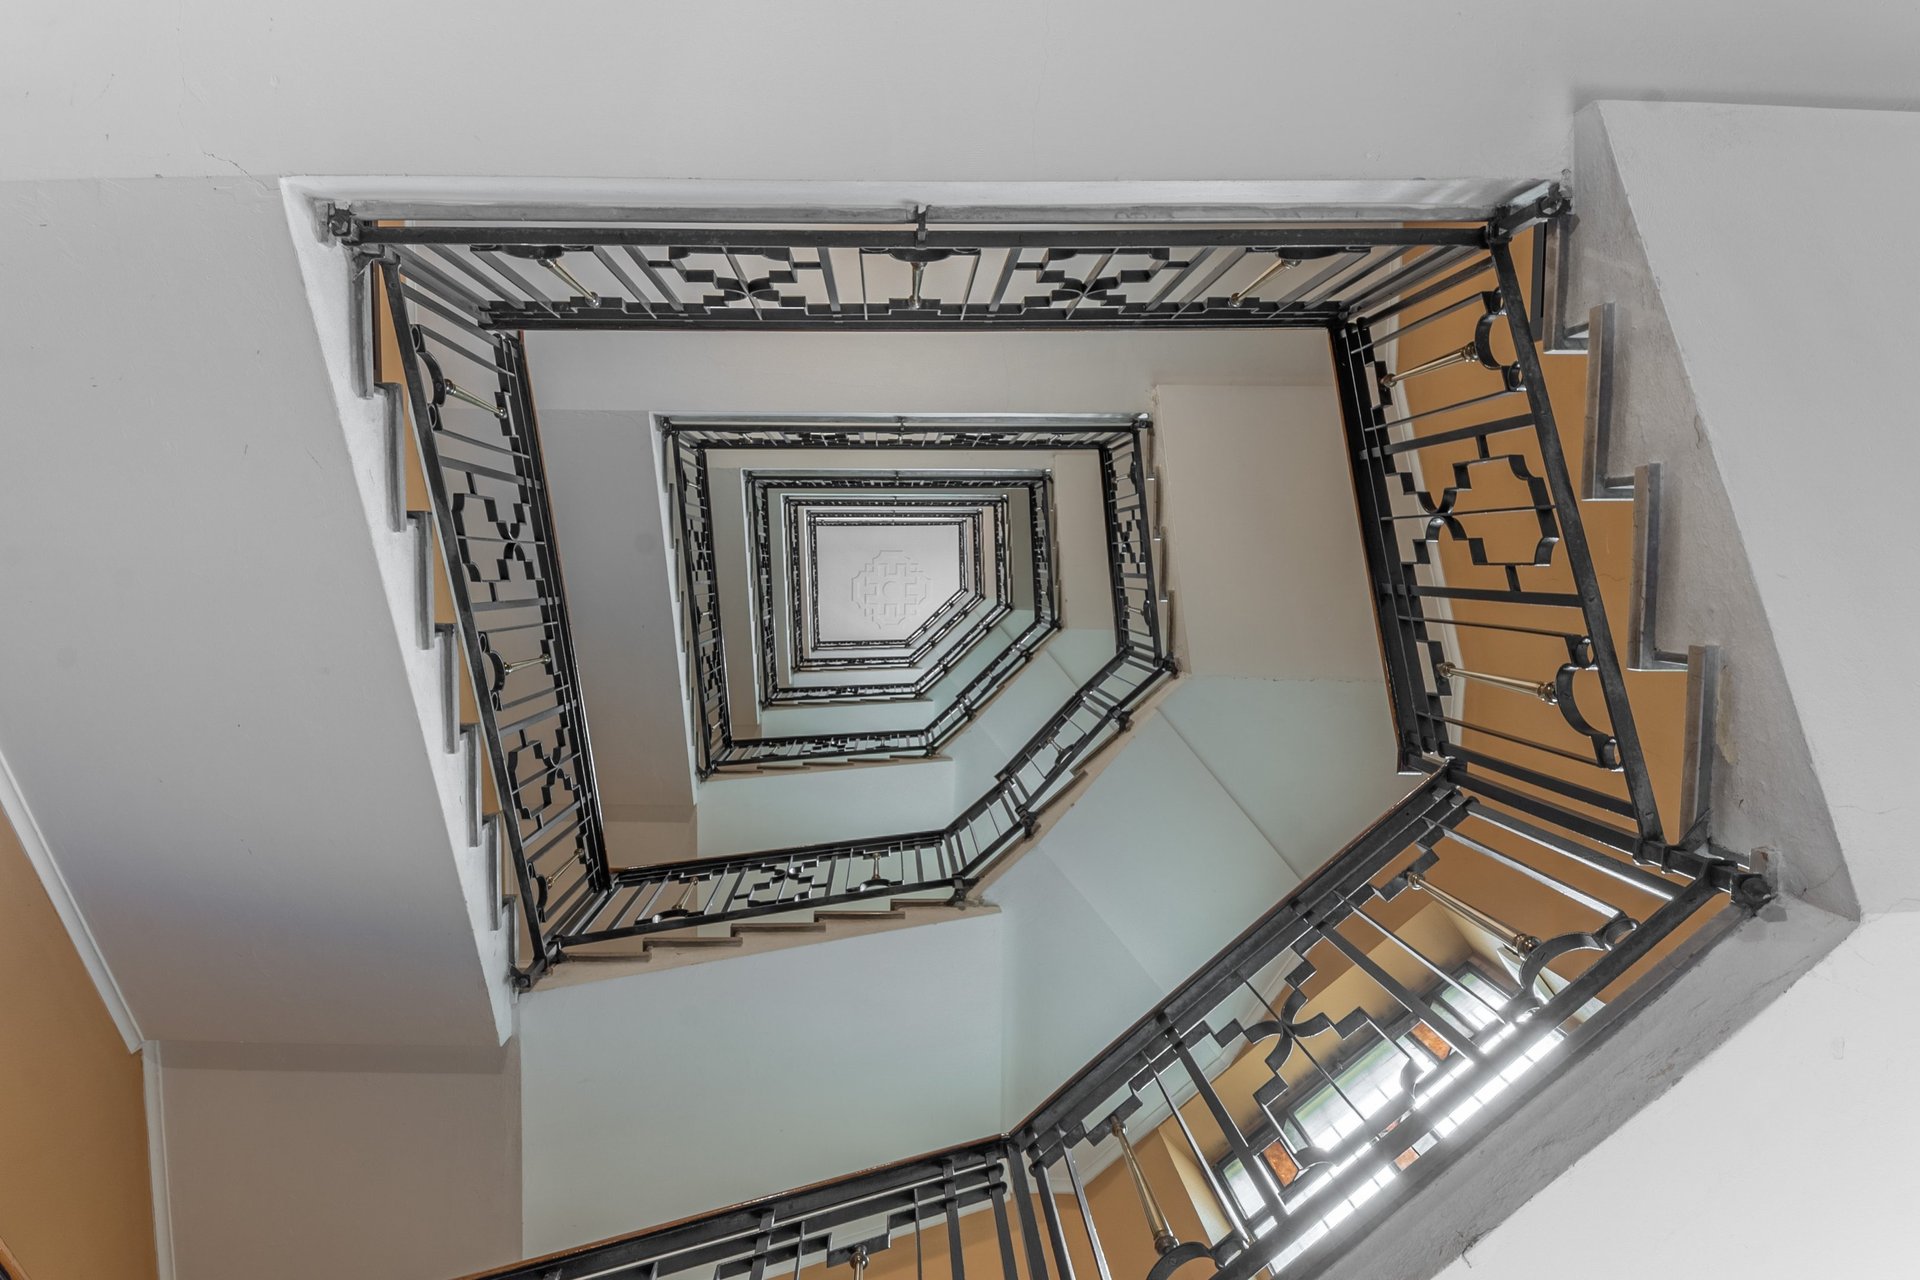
[1326,239,1664,848]
[774,494,1003,680]
[376,270,610,987]
[752,477,1036,699]
[339,213,1491,333]
[349,195,1778,1280]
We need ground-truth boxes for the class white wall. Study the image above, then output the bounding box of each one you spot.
[521,671,1408,1250]
[156,1043,521,1280]
[530,330,1326,414]
[0,178,504,1048]
[518,911,1007,1254]
[992,677,1408,1115]
[7,2,1919,185]
[538,410,698,822]
[1432,909,1917,1277]
[1566,102,1920,919]
[1152,384,1384,682]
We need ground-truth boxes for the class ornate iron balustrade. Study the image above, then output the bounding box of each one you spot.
[345,192,1758,998]
[661,417,1140,773]
[374,267,611,988]
[459,772,1767,1280]
[753,483,1028,693]
[341,192,1781,1279]
[1327,232,1668,852]
[367,254,1161,979]
[556,642,1170,948]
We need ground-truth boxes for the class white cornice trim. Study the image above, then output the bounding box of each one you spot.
[0,745,141,1050]
[143,1042,178,1280]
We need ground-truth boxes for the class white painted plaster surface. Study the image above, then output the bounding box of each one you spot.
[7,3,1920,185]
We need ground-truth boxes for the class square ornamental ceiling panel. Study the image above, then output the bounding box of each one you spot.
[805,515,973,652]
[746,473,1046,710]
[749,487,1033,717]
[786,497,999,669]
[813,518,963,644]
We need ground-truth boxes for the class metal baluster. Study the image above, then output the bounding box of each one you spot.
[1148,1068,1252,1250]
[1166,1025,1288,1229]
[1030,1159,1079,1280]
[989,1170,1022,1280]
[1058,1141,1114,1280]
[943,1159,967,1280]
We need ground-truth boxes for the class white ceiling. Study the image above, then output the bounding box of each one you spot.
[8,2,1916,186]
[0,179,504,1046]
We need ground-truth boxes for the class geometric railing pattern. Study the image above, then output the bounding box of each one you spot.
[341,195,1761,1005]
[552,416,1169,951]
[463,766,1765,1280]
[346,192,1777,1280]
[662,415,1148,774]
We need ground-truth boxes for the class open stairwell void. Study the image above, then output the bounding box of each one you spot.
[300,186,1780,1280]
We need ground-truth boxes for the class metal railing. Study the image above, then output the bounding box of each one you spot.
[350,192,1778,1280]
[555,643,1170,949]
[751,476,1038,694]
[375,267,610,987]
[367,255,1166,980]
[557,415,1169,947]
[1328,231,1666,851]
[348,194,1759,1003]
[661,416,1143,773]
[460,772,1766,1280]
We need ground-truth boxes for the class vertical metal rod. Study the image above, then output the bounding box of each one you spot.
[1150,1067,1251,1248]
[990,1176,1022,1280]
[944,1160,967,1280]
[818,249,842,313]
[1031,1160,1079,1280]
[1108,1116,1177,1254]
[1059,1143,1115,1280]
[749,1210,777,1280]
[1318,926,1489,1063]
[912,1184,924,1280]
[1167,1028,1288,1227]
[1488,240,1661,841]
[1006,1143,1055,1280]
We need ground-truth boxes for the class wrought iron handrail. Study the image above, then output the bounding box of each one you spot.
[751,475,1042,695]
[376,266,611,987]
[373,256,1168,978]
[353,194,1757,997]
[1328,234,1666,850]
[352,192,1781,1280]
[556,639,1171,948]
[455,771,1767,1280]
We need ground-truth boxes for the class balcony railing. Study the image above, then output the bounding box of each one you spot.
[371,236,1172,978]
[376,268,611,986]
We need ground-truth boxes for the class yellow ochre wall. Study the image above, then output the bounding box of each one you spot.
[0,803,157,1279]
